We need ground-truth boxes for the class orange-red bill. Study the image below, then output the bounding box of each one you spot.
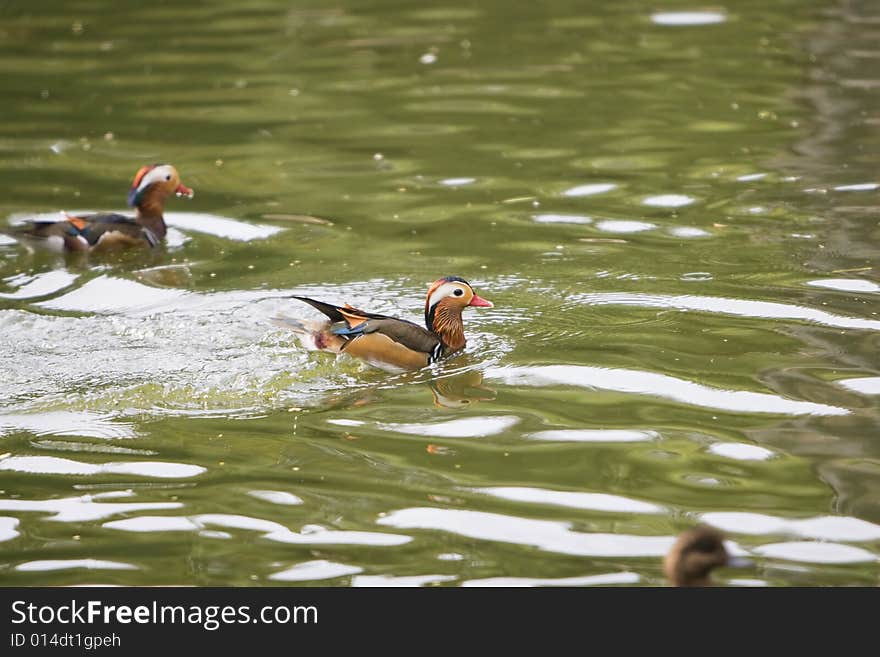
[175,183,194,198]
[468,294,493,308]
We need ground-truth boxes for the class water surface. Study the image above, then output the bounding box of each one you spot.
[1,0,879,586]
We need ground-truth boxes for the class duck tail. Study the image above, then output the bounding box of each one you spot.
[272,315,346,353]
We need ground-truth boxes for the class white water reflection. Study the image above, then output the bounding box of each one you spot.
[707,443,775,461]
[651,12,726,26]
[104,513,411,546]
[836,377,880,395]
[269,560,362,582]
[533,214,592,224]
[736,173,767,182]
[439,177,475,186]
[164,212,283,241]
[377,415,519,438]
[16,559,137,572]
[595,220,655,233]
[352,574,457,587]
[642,194,695,207]
[463,571,640,587]
[471,486,663,514]
[562,183,617,197]
[807,278,880,293]
[526,429,659,443]
[701,512,880,542]
[485,365,847,416]
[0,412,137,439]
[37,275,191,314]
[0,271,78,300]
[0,456,205,478]
[0,517,20,542]
[247,490,304,506]
[832,183,878,192]
[752,542,876,564]
[0,490,181,522]
[377,507,675,557]
[669,226,710,238]
[575,291,880,331]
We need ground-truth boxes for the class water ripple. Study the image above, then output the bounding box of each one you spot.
[486,365,848,416]
[526,429,659,443]
[0,456,205,478]
[0,271,78,300]
[463,571,640,587]
[376,415,519,438]
[807,278,880,293]
[701,512,880,542]
[651,12,726,26]
[0,490,182,522]
[104,513,412,547]
[269,560,362,582]
[377,507,675,557]
[247,490,304,506]
[352,574,457,587]
[836,377,880,395]
[16,559,137,572]
[707,443,775,461]
[752,542,876,564]
[0,412,137,439]
[470,487,663,514]
[575,292,880,331]
[0,517,20,542]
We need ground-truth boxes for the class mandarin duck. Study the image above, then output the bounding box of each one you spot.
[279,276,493,372]
[664,526,753,587]
[13,164,193,252]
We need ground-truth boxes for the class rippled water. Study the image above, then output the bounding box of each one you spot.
[1,0,879,586]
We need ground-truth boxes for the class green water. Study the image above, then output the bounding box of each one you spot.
[1,0,879,586]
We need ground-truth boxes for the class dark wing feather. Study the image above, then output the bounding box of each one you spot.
[15,212,156,248]
[292,296,440,356]
[292,296,395,323]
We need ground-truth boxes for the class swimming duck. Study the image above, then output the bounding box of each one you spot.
[14,164,193,252]
[664,525,753,587]
[279,276,493,372]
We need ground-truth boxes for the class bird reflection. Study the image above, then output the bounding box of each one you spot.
[428,370,495,408]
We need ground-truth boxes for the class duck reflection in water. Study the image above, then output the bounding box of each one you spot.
[665,525,754,586]
[428,370,495,409]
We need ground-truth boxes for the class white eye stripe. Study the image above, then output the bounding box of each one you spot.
[427,282,468,309]
[136,165,175,192]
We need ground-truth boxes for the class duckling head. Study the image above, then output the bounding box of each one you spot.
[664,525,753,586]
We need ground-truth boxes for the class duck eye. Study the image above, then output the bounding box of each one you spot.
[453,289,464,296]
[165,175,172,181]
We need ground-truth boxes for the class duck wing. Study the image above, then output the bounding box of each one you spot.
[292,296,442,359]
[18,212,159,248]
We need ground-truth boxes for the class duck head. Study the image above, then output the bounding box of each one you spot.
[424,276,493,354]
[664,525,753,586]
[127,164,193,215]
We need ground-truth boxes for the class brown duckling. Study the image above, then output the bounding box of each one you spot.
[664,525,754,586]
